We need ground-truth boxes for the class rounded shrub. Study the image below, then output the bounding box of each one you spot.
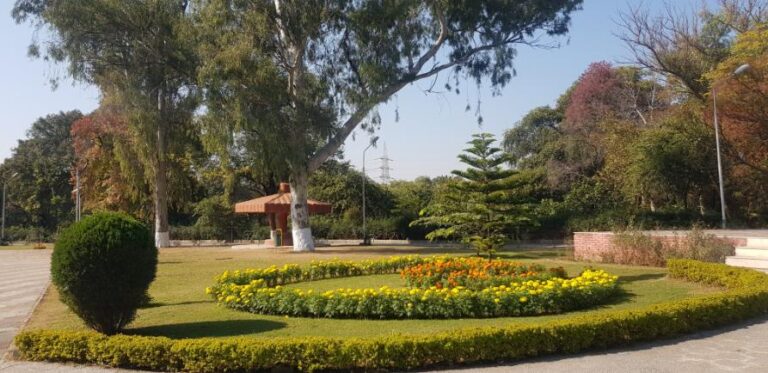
[52,212,157,335]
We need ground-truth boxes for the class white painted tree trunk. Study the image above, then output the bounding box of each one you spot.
[290,168,314,252]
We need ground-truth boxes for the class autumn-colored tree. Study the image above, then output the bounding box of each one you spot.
[71,108,152,219]
[706,24,768,175]
[706,23,768,221]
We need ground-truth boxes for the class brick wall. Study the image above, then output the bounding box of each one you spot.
[573,232,746,262]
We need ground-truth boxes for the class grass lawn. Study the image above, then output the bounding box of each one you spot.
[25,245,721,339]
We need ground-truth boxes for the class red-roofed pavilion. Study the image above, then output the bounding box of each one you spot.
[234,183,332,246]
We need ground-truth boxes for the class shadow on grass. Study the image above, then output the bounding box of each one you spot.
[602,287,636,307]
[314,247,466,255]
[128,319,286,338]
[618,273,666,282]
[141,300,213,309]
[496,253,559,260]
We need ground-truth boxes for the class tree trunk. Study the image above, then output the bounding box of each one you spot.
[154,90,170,248]
[289,167,314,251]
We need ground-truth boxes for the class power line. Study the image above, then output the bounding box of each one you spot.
[378,142,393,184]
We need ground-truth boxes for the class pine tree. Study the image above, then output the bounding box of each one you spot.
[414,133,534,258]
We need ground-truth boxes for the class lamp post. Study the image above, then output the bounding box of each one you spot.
[712,63,750,229]
[361,137,378,246]
[2,172,19,243]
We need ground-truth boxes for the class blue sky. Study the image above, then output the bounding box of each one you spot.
[0,0,710,181]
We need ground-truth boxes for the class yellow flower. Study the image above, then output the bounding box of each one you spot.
[519,296,528,303]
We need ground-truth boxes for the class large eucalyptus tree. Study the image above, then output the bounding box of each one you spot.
[196,0,583,251]
[13,0,198,247]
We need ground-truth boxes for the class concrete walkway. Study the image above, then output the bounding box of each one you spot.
[1,249,768,372]
[0,250,50,358]
[443,316,768,373]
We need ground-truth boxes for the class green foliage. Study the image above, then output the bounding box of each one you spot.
[51,212,157,335]
[1,226,53,243]
[13,0,200,245]
[386,177,438,239]
[626,112,717,207]
[414,134,537,257]
[194,0,583,247]
[309,216,402,240]
[308,160,394,219]
[503,106,564,169]
[16,260,768,372]
[0,111,82,234]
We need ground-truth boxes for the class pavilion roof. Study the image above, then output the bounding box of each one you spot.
[234,183,332,214]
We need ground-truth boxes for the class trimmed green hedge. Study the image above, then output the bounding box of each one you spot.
[15,260,768,372]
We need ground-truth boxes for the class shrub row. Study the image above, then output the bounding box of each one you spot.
[606,228,735,266]
[213,256,428,288]
[211,269,618,319]
[16,260,768,372]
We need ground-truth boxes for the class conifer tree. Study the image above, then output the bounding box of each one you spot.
[414,133,534,258]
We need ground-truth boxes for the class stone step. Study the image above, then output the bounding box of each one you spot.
[746,237,768,249]
[735,247,768,258]
[726,255,768,271]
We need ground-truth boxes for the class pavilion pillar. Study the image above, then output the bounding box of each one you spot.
[267,213,278,245]
[277,212,291,246]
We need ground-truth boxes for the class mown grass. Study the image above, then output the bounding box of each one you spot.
[25,245,720,339]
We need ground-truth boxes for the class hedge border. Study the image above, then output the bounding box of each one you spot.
[14,260,768,372]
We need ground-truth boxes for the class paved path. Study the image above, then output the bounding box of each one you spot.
[1,249,768,372]
[444,316,768,373]
[0,250,50,358]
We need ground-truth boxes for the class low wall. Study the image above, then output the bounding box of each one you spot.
[170,239,261,247]
[574,231,747,262]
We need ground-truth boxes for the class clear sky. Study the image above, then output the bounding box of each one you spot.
[0,0,711,181]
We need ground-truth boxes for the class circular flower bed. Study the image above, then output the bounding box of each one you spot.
[207,256,619,319]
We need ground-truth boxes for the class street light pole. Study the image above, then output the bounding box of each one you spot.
[75,167,81,222]
[711,63,751,229]
[362,138,378,246]
[712,87,727,229]
[2,182,6,242]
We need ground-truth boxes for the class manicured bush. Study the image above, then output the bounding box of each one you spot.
[15,260,768,372]
[51,212,157,335]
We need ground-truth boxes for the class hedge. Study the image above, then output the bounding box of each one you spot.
[14,259,768,372]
